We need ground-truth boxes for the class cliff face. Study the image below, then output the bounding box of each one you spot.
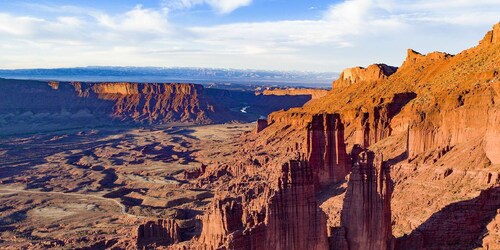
[307,114,349,187]
[338,148,393,250]
[0,80,312,135]
[263,160,329,250]
[197,196,245,249]
[480,22,500,45]
[256,118,268,133]
[262,21,500,250]
[74,82,215,123]
[72,82,215,123]
[136,219,181,248]
[187,112,395,250]
[196,159,329,250]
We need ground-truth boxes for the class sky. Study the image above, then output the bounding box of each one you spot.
[0,0,499,72]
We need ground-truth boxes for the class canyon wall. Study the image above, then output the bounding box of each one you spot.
[307,113,349,187]
[136,219,181,248]
[195,159,329,250]
[173,113,394,250]
[0,79,312,135]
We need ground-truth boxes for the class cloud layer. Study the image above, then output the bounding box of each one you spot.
[0,0,499,71]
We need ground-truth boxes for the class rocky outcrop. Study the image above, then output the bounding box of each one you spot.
[264,160,329,250]
[307,114,349,187]
[196,159,329,250]
[400,50,452,69]
[337,147,393,250]
[136,219,181,247]
[256,118,268,133]
[194,113,398,250]
[333,64,397,89]
[480,22,500,45]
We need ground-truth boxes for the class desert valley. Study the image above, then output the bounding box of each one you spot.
[0,2,499,249]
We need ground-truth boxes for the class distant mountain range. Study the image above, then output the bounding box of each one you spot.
[0,66,337,88]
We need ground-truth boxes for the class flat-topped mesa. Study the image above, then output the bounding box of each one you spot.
[333,64,397,89]
[69,82,214,123]
[307,113,349,187]
[336,147,393,250]
[136,219,181,248]
[480,22,500,46]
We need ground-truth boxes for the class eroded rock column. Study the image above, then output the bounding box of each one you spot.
[339,147,393,250]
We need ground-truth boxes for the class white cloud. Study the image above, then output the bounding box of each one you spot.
[94,5,170,34]
[164,0,252,14]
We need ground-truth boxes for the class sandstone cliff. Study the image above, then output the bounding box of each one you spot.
[136,219,181,248]
[73,82,216,123]
[307,114,349,187]
[337,148,392,250]
[256,21,500,250]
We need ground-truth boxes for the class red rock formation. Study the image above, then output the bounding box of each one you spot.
[358,92,416,147]
[337,147,393,250]
[333,64,397,89]
[196,159,329,250]
[400,49,452,70]
[480,22,500,45]
[197,196,244,249]
[124,22,500,250]
[307,113,349,187]
[263,160,329,250]
[48,81,59,90]
[256,118,268,133]
[136,219,181,247]
[74,82,216,123]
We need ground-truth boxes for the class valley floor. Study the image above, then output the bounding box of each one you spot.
[0,123,253,249]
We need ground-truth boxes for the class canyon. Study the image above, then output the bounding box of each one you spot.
[0,80,311,135]
[0,22,499,250]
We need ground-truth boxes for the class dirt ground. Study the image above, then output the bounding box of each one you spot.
[0,123,253,248]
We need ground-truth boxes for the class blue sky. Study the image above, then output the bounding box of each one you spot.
[0,0,499,71]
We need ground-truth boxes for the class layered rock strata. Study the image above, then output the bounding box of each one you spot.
[191,114,395,250]
[196,159,329,250]
[307,113,349,187]
[336,147,393,250]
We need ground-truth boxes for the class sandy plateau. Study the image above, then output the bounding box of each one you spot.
[0,123,253,249]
